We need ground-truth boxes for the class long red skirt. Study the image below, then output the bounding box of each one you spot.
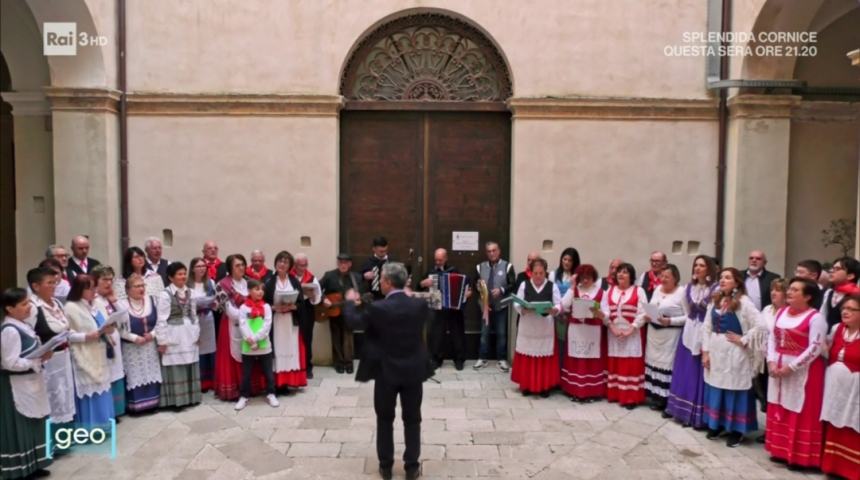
[822,423,860,480]
[274,337,308,388]
[561,327,607,399]
[213,316,265,400]
[511,347,559,394]
[765,359,825,468]
[606,355,646,406]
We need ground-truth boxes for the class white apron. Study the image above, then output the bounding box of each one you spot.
[272,279,301,372]
[515,311,555,357]
[568,324,601,359]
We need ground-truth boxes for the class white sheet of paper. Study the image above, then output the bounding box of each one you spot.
[102,310,126,331]
[274,291,299,306]
[571,298,595,319]
[644,302,660,323]
[24,331,70,359]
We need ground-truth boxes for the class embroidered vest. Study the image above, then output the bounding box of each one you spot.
[608,286,638,324]
[773,307,815,356]
[1,323,39,375]
[525,280,554,316]
[168,291,194,325]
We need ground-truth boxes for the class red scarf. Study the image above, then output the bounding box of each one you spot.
[245,266,269,281]
[290,268,314,284]
[835,282,860,296]
[244,297,266,318]
[524,264,533,279]
[646,270,662,292]
[205,258,222,280]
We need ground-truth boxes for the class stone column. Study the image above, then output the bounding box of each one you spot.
[850,49,860,259]
[723,94,801,275]
[0,90,54,284]
[45,87,122,269]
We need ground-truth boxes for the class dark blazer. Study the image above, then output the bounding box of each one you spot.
[146,258,170,285]
[743,268,781,309]
[343,291,433,384]
[66,257,101,280]
[320,270,365,296]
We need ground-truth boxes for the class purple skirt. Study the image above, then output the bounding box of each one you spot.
[665,339,705,428]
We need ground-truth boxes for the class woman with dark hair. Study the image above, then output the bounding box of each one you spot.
[1,288,53,479]
[600,262,648,408]
[63,274,117,428]
[701,267,761,447]
[263,251,308,390]
[560,264,607,401]
[115,246,164,300]
[644,264,688,413]
[666,255,718,428]
[820,293,860,480]
[511,258,562,397]
[155,262,201,408]
[90,265,126,418]
[549,248,580,368]
[116,273,162,412]
[188,257,217,392]
[764,277,827,467]
[213,254,264,400]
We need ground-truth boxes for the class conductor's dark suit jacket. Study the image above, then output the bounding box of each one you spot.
[343,291,434,384]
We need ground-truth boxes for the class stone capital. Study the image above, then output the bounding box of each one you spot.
[0,90,50,116]
[727,94,802,119]
[45,87,121,114]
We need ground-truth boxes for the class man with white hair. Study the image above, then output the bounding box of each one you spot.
[245,249,272,282]
[742,249,780,311]
[66,235,101,281]
[144,236,170,284]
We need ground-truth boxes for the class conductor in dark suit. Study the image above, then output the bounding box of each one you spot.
[66,235,101,280]
[344,262,432,480]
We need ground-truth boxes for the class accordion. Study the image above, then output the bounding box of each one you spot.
[431,273,468,310]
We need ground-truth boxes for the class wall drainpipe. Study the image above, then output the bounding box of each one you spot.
[118,0,129,252]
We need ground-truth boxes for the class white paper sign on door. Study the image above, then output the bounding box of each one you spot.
[452,231,479,251]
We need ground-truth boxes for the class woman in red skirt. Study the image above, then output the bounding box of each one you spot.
[511,258,561,397]
[821,293,860,480]
[765,278,828,468]
[560,264,606,401]
[263,251,308,390]
[213,254,264,400]
[601,263,648,409]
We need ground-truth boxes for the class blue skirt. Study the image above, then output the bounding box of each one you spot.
[126,382,160,413]
[111,379,126,417]
[666,340,706,428]
[703,383,758,433]
[74,390,114,429]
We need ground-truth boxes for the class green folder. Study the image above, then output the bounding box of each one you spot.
[241,316,270,354]
[508,295,554,316]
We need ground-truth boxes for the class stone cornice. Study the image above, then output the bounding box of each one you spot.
[727,94,802,119]
[45,87,121,114]
[507,97,719,120]
[792,100,860,123]
[0,91,50,116]
[127,93,344,117]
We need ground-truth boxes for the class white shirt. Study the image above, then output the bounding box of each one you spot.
[744,271,762,311]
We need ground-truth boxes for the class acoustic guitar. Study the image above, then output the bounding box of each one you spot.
[315,292,345,322]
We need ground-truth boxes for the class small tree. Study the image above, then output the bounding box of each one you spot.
[821,218,856,257]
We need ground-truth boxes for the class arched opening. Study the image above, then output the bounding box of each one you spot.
[339,10,514,357]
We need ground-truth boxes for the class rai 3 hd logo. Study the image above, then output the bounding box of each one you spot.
[43,22,108,56]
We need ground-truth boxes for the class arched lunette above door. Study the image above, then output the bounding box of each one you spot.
[341,13,513,103]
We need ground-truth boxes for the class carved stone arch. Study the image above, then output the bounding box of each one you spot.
[340,12,513,103]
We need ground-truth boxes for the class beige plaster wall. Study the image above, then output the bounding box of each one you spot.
[12,115,54,284]
[787,116,860,268]
[127,115,338,363]
[125,0,709,99]
[52,111,121,268]
[510,119,718,279]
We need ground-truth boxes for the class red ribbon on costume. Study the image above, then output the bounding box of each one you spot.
[244,298,266,318]
[245,266,269,281]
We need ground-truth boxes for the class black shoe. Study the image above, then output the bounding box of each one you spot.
[378,466,392,480]
[335,366,344,374]
[521,390,531,397]
[661,411,673,419]
[345,366,354,374]
[539,391,550,398]
[32,469,51,478]
[755,433,766,444]
[306,369,313,380]
[405,466,421,480]
[454,362,464,371]
[726,432,743,448]
[623,404,636,410]
[706,428,724,440]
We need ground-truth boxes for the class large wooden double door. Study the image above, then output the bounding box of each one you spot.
[340,110,511,352]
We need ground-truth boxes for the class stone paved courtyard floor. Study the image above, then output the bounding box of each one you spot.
[50,363,826,479]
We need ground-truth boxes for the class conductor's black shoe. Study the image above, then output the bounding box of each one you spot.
[405,466,421,479]
[454,362,464,371]
[345,365,354,374]
[335,366,344,374]
[378,466,392,480]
